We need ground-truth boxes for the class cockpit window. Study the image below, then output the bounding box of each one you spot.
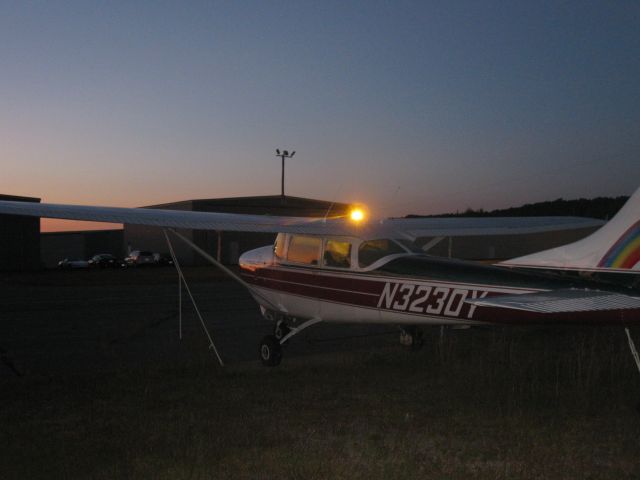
[358,239,406,268]
[274,233,286,259]
[323,239,351,268]
[287,235,321,265]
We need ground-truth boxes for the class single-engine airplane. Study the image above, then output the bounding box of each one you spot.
[1,187,639,367]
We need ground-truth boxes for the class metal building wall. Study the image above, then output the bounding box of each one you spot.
[0,195,41,271]
[40,230,125,268]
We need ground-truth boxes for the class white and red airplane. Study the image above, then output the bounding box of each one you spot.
[1,187,639,367]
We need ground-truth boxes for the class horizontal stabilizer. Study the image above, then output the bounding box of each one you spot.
[466,289,640,313]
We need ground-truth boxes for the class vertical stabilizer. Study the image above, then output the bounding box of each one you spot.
[502,187,640,271]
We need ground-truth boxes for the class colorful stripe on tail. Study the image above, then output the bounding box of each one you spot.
[598,220,640,269]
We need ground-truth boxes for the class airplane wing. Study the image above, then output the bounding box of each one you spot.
[379,216,604,239]
[466,289,640,313]
[0,200,357,235]
[0,199,604,238]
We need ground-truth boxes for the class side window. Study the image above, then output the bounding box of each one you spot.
[323,240,352,268]
[358,239,405,268]
[287,235,321,265]
[274,233,286,259]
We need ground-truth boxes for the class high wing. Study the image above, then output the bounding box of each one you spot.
[0,199,604,239]
[466,289,640,313]
[0,200,355,235]
[379,216,604,239]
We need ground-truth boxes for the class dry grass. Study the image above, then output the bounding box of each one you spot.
[2,326,640,479]
[2,269,640,478]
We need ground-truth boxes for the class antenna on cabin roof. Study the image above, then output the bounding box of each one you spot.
[276,149,296,197]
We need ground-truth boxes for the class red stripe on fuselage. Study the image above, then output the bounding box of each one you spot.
[242,266,506,320]
[241,265,640,325]
[251,266,384,294]
[243,266,384,308]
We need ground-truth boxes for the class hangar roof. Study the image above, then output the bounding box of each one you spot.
[0,194,40,203]
[142,195,352,218]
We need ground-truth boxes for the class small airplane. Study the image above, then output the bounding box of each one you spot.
[1,187,639,368]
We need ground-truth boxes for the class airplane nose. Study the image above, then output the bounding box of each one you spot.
[239,245,274,271]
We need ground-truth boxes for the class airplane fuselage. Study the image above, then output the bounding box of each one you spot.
[240,243,640,327]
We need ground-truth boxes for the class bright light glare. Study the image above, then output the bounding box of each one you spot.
[350,208,365,222]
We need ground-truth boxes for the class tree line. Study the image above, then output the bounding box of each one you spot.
[407,196,630,220]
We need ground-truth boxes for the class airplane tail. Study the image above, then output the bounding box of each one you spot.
[502,186,640,271]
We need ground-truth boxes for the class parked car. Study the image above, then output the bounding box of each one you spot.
[57,258,89,269]
[87,253,120,268]
[153,253,174,266]
[124,250,156,267]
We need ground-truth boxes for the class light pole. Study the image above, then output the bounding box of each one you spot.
[276,149,296,197]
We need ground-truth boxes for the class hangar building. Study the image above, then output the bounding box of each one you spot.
[124,195,352,266]
[0,194,41,271]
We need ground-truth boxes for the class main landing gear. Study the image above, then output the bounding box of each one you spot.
[399,326,424,351]
[259,316,322,367]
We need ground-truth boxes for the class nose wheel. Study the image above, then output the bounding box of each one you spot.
[259,335,282,366]
[258,316,322,367]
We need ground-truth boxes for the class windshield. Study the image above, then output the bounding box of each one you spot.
[274,233,286,259]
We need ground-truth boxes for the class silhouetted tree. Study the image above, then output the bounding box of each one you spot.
[406,196,629,220]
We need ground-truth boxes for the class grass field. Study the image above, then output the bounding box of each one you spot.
[1,270,640,479]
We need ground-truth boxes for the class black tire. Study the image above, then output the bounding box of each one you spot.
[410,331,424,351]
[259,335,282,367]
[401,326,424,351]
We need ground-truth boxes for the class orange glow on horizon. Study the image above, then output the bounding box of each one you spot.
[41,219,123,233]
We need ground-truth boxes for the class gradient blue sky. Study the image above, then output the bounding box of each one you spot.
[2,1,639,230]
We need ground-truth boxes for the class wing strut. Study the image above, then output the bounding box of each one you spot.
[625,328,640,375]
[163,229,224,367]
[166,228,281,312]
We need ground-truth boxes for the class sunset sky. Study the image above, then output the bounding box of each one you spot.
[1,1,639,232]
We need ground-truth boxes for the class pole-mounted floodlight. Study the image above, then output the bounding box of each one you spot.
[276,148,296,197]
